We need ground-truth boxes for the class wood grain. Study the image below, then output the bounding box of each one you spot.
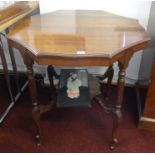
[0,1,39,32]
[7,10,149,66]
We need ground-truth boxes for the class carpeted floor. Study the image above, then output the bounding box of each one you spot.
[0,78,155,153]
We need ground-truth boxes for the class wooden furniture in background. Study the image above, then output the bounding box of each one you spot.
[0,1,39,123]
[7,10,149,149]
[137,59,155,130]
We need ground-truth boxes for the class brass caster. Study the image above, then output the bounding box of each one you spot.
[109,138,118,150]
[35,135,41,146]
[37,142,41,147]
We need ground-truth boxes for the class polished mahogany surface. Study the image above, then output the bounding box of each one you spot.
[7,10,149,59]
[0,1,39,32]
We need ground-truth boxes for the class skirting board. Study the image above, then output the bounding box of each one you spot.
[139,117,155,131]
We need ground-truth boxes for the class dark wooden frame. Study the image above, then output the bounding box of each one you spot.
[0,31,28,123]
[0,3,40,123]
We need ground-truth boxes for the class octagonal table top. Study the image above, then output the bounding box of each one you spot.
[7,10,149,59]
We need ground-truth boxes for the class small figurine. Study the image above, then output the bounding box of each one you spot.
[67,72,81,99]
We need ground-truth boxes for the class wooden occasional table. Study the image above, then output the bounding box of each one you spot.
[7,10,149,149]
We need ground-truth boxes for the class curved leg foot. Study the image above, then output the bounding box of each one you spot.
[32,105,41,146]
[32,100,56,146]
[110,106,122,150]
[110,138,118,150]
[35,135,41,146]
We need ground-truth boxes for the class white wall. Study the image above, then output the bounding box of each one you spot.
[139,2,155,84]
[39,0,152,85]
[40,0,150,28]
